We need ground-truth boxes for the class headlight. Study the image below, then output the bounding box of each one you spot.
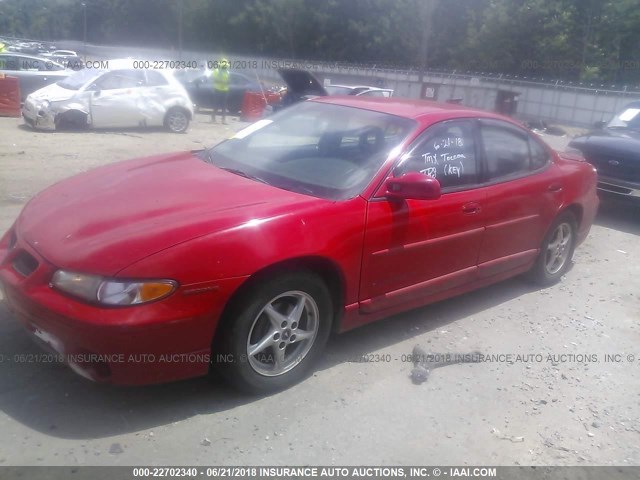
[51,270,177,306]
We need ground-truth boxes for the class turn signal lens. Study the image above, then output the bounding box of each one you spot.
[51,269,178,306]
[138,282,176,302]
[97,280,177,306]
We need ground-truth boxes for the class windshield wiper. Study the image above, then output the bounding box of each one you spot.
[218,167,269,185]
[203,148,216,164]
[202,150,269,185]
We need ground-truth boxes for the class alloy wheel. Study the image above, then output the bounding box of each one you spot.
[545,222,573,275]
[246,290,319,377]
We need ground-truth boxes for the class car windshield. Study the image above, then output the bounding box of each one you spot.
[57,68,105,90]
[203,101,416,200]
[607,105,640,130]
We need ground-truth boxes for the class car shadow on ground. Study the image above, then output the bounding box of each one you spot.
[17,123,171,136]
[0,275,541,440]
[16,115,242,136]
[594,196,640,236]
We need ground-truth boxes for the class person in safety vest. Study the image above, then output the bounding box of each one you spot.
[211,58,230,124]
[0,42,7,70]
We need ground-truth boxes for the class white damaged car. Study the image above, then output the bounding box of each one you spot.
[22,61,194,133]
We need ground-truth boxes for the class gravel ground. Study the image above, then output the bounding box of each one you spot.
[0,114,639,467]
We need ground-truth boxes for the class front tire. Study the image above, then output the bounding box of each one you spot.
[54,110,88,131]
[529,212,577,285]
[164,107,190,133]
[215,272,333,394]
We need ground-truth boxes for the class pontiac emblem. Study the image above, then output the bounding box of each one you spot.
[608,159,620,166]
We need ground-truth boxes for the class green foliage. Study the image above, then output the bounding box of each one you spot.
[1,0,639,84]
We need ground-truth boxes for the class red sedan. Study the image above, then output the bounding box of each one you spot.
[0,97,599,393]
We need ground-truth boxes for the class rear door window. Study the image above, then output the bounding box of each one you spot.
[145,70,169,86]
[480,123,531,180]
[480,120,550,180]
[95,70,145,90]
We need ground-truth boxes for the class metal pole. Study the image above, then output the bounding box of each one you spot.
[82,3,87,63]
[178,0,183,60]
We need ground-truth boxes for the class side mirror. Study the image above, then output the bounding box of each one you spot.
[93,89,100,97]
[385,172,441,201]
[593,120,606,130]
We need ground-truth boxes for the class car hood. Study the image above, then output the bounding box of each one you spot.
[17,151,326,276]
[27,81,77,102]
[571,128,640,158]
[277,69,327,97]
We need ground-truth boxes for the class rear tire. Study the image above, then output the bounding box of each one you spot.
[215,272,332,394]
[164,107,190,133]
[528,212,577,285]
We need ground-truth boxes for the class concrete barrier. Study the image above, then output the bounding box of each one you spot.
[0,75,21,117]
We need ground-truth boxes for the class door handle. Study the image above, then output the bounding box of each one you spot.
[462,202,482,215]
[548,183,563,192]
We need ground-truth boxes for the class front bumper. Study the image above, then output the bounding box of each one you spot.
[597,175,640,202]
[0,225,247,385]
[21,98,55,130]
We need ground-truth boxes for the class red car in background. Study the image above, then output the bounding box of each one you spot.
[0,97,599,393]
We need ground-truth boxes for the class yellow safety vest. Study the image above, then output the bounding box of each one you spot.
[212,68,229,92]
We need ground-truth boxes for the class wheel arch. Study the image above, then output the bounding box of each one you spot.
[212,256,347,347]
[165,104,193,120]
[54,108,89,129]
[559,203,583,228]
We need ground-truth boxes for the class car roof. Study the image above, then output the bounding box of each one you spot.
[311,96,508,122]
[0,52,66,67]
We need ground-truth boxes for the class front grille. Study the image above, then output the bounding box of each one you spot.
[12,250,39,277]
[588,153,640,182]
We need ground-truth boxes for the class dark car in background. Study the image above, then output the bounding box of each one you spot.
[0,53,71,101]
[270,70,394,113]
[569,102,640,204]
[269,68,328,113]
[175,68,261,114]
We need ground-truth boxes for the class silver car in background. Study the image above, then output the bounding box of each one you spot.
[22,60,194,133]
[0,53,71,101]
[41,49,84,70]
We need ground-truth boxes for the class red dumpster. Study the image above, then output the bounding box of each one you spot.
[241,91,282,122]
[0,74,21,117]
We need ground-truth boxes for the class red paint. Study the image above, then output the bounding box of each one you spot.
[0,97,599,385]
[0,75,21,117]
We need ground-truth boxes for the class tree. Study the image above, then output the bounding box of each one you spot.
[1,0,639,85]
